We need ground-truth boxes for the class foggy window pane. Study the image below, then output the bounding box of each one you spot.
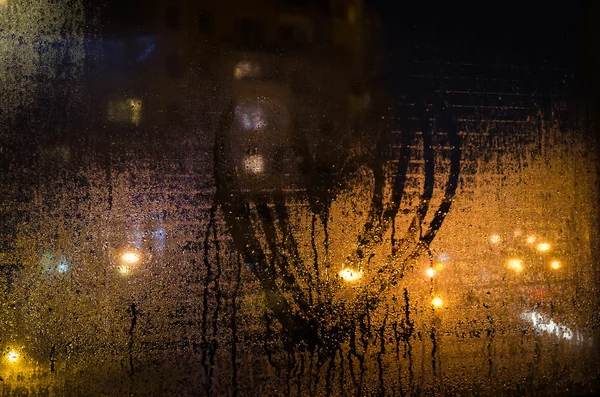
[0,0,598,396]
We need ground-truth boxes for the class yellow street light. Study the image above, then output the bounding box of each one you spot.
[426,268,436,278]
[7,350,19,363]
[120,250,141,265]
[507,258,524,273]
[536,242,551,252]
[550,260,561,270]
[339,268,363,282]
[432,297,443,308]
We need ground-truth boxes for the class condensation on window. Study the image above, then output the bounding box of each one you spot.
[0,0,598,396]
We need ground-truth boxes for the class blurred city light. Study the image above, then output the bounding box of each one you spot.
[507,258,524,273]
[536,242,551,252]
[550,260,561,270]
[521,311,583,343]
[339,268,363,282]
[526,235,537,244]
[514,229,523,237]
[426,268,436,278]
[490,234,501,244]
[234,60,261,80]
[121,250,141,265]
[6,350,19,363]
[432,297,443,308]
[243,154,265,174]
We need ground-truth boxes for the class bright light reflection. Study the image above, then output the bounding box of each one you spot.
[434,262,444,271]
[536,242,551,252]
[432,297,443,308]
[507,258,524,273]
[490,234,501,244]
[121,251,141,265]
[526,235,536,244]
[550,260,561,270]
[521,311,584,344]
[7,350,19,362]
[426,268,436,278]
[243,155,264,174]
[339,268,362,282]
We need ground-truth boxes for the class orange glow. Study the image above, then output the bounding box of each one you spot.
[507,258,524,273]
[426,268,436,278]
[434,262,445,271]
[490,234,501,244]
[339,268,363,282]
[121,251,141,265]
[550,260,561,270]
[432,297,443,308]
[536,242,551,252]
[526,235,536,244]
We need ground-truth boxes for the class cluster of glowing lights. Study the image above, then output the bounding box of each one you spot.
[339,268,363,282]
[507,258,524,273]
[431,297,443,308]
[6,350,19,363]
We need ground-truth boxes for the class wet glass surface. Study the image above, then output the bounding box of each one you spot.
[1,1,599,395]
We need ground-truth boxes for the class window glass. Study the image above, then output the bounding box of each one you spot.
[0,1,597,396]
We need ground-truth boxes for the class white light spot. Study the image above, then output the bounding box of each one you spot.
[243,155,265,174]
[339,268,362,282]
